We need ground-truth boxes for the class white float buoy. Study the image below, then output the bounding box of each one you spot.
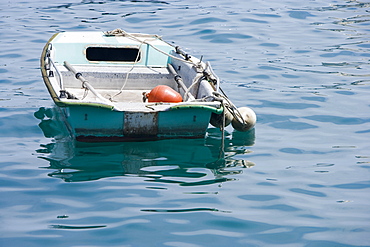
[231,107,256,132]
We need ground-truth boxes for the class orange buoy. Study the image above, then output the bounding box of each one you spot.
[146,85,183,103]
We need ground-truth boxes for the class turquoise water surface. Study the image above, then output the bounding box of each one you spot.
[1,0,370,246]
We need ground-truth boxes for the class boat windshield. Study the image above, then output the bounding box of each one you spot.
[86,47,141,62]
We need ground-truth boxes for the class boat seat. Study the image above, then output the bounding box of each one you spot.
[57,65,175,90]
[66,88,147,103]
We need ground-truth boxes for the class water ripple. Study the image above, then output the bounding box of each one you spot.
[172,229,244,237]
[332,181,370,190]
[189,17,227,25]
[254,100,320,109]
[200,33,252,43]
[238,195,280,201]
[288,11,315,20]
[304,115,370,125]
[50,224,106,229]
[142,208,231,213]
[290,188,327,197]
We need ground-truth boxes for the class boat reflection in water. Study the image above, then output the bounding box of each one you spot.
[35,107,255,185]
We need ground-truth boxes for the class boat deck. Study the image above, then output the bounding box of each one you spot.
[57,65,175,90]
[67,88,147,103]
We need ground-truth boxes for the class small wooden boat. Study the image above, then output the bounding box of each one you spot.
[40,29,256,141]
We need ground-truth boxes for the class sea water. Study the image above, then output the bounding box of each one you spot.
[1,0,369,246]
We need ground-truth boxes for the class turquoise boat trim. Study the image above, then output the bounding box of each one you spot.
[56,101,114,110]
[169,104,223,114]
[66,105,124,137]
[158,108,212,137]
[62,104,214,139]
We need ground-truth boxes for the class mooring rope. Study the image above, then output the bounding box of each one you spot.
[212,91,247,129]
[219,100,226,158]
[104,29,197,66]
[109,41,146,101]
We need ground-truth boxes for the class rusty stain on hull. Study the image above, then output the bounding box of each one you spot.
[123,112,158,136]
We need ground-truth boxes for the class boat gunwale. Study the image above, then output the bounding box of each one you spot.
[53,99,223,114]
[40,33,114,109]
[40,32,61,106]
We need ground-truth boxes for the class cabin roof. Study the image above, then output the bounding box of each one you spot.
[50,31,174,67]
[52,31,167,46]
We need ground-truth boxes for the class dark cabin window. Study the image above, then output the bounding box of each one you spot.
[86,47,141,62]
